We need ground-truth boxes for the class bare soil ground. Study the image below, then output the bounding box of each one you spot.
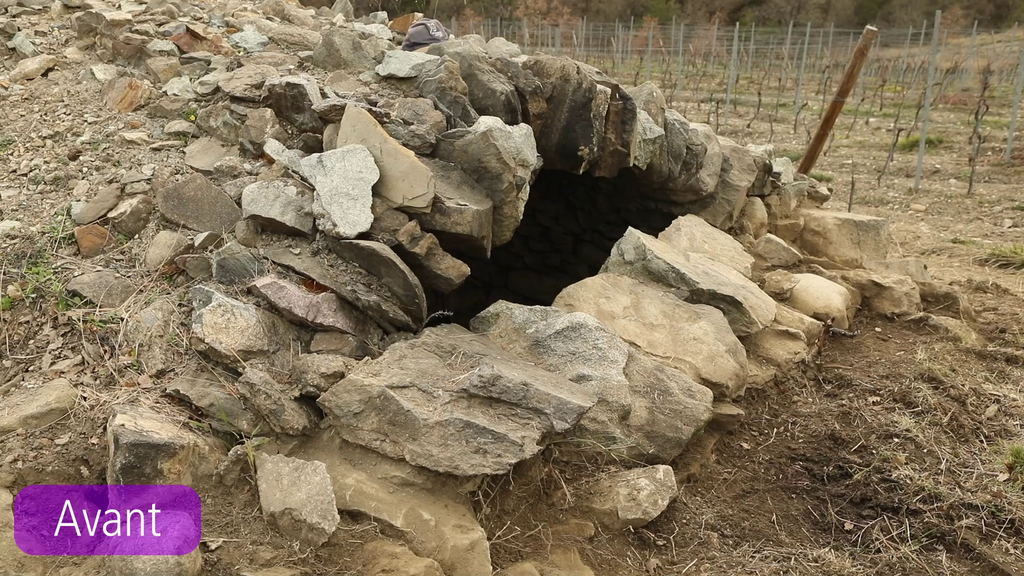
[3,46,1024,576]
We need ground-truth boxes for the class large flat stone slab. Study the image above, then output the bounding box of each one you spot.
[554,274,748,399]
[602,228,776,336]
[318,324,597,476]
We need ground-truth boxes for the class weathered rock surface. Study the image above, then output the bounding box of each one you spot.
[107,195,154,238]
[266,248,420,333]
[471,301,713,462]
[330,240,427,328]
[754,233,802,267]
[688,138,769,230]
[798,209,889,268]
[293,430,492,576]
[164,368,264,435]
[237,368,318,435]
[212,241,265,285]
[415,157,495,259]
[73,184,121,224]
[184,137,235,173]
[417,56,479,129]
[144,230,191,269]
[554,274,748,398]
[106,406,219,484]
[584,465,678,530]
[426,40,521,125]
[218,64,279,100]
[256,453,340,548]
[786,273,855,330]
[312,27,390,73]
[602,228,776,336]
[839,269,922,316]
[65,270,136,308]
[241,179,315,236]
[0,379,78,435]
[375,49,439,78]
[75,223,117,257]
[249,275,379,337]
[189,286,298,367]
[123,299,180,375]
[262,75,323,133]
[10,54,58,82]
[318,324,597,476]
[362,541,445,576]
[434,116,539,246]
[301,145,378,238]
[658,214,754,277]
[157,174,241,233]
[329,106,434,212]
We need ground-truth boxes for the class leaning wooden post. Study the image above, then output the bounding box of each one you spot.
[798,25,878,175]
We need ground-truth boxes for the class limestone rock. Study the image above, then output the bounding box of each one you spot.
[106,552,202,576]
[216,64,277,100]
[65,270,136,308]
[312,27,390,73]
[658,214,754,277]
[426,40,521,124]
[375,50,439,78]
[240,108,289,156]
[362,541,444,576]
[262,75,323,134]
[0,378,78,435]
[330,240,427,328]
[237,368,318,435]
[184,137,235,173]
[329,106,434,212]
[196,103,242,144]
[603,228,776,336]
[310,331,376,359]
[144,230,191,269]
[164,368,264,435]
[485,37,521,59]
[212,241,265,285]
[106,406,219,484]
[291,354,353,396]
[798,209,889,268]
[471,301,714,463]
[292,431,492,576]
[101,76,150,112]
[414,158,494,259]
[256,453,340,548]
[189,286,299,367]
[300,145,378,239]
[73,184,121,224]
[585,466,677,530]
[124,299,180,375]
[266,248,420,333]
[839,269,922,317]
[10,54,57,82]
[107,195,154,238]
[737,197,769,239]
[866,258,931,284]
[689,139,769,230]
[318,324,597,475]
[786,273,855,330]
[753,233,801,267]
[554,274,748,398]
[520,56,633,176]
[157,174,241,233]
[391,220,470,293]
[250,275,379,337]
[434,116,539,246]
[241,179,315,236]
[638,114,720,201]
[75,224,117,257]
[417,56,479,129]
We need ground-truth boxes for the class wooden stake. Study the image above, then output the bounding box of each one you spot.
[798,25,878,175]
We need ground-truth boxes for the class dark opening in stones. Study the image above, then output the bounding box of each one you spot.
[440,169,679,324]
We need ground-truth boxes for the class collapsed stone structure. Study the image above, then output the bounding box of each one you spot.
[0,2,978,574]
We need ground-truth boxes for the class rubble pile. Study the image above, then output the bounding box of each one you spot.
[0,1,980,574]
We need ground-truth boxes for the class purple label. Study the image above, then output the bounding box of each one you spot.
[14,485,202,556]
